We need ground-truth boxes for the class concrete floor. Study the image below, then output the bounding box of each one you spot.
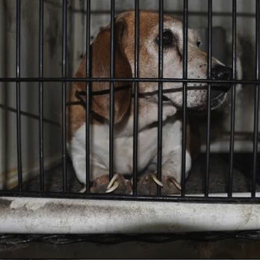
[1,239,260,258]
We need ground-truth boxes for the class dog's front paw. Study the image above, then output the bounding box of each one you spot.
[90,174,132,194]
[162,106,177,121]
[137,174,181,195]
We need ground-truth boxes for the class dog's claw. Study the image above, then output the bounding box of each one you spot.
[106,181,119,193]
[107,174,119,190]
[151,174,163,187]
[137,174,182,195]
[90,174,132,194]
[168,177,182,191]
[79,186,86,193]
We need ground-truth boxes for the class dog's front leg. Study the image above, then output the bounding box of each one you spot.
[73,155,132,194]
[69,138,132,194]
[137,148,192,195]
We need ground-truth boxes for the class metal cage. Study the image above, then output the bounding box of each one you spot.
[0,0,260,237]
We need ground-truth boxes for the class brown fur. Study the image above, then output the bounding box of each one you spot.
[67,11,198,157]
[68,16,133,139]
[120,11,173,79]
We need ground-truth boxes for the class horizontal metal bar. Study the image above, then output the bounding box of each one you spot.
[0,191,260,204]
[0,104,60,126]
[61,9,258,18]
[0,77,259,84]
[43,1,256,18]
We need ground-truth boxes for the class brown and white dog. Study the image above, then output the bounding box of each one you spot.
[67,11,231,195]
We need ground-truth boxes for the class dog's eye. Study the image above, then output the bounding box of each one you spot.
[197,40,202,48]
[163,31,174,46]
[156,30,174,47]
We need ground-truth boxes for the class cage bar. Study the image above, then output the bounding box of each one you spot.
[1,189,260,203]
[0,0,260,205]
[133,0,140,195]
[57,9,259,18]
[16,0,23,191]
[62,0,68,192]
[252,0,260,198]
[228,0,237,198]
[181,0,188,197]
[157,0,164,196]
[109,0,115,181]
[0,105,59,126]
[39,0,44,191]
[1,77,260,84]
[85,0,91,194]
[205,0,212,198]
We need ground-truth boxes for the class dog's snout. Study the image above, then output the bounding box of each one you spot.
[212,65,232,81]
[210,65,232,100]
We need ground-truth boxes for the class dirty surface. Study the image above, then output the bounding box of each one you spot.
[1,237,260,258]
[18,153,260,194]
[1,154,260,257]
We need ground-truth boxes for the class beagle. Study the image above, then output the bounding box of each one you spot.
[67,11,231,195]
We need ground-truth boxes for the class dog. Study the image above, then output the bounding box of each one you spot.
[67,11,231,195]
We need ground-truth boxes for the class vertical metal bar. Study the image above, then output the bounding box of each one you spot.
[157,0,164,196]
[16,0,22,191]
[181,0,188,197]
[205,0,212,198]
[109,0,115,181]
[133,0,139,195]
[39,0,44,191]
[62,0,67,192]
[228,0,237,198]
[85,0,91,193]
[252,0,260,198]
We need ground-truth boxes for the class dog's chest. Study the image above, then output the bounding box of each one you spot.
[73,119,182,174]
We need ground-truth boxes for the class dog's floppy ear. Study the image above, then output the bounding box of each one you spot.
[74,18,132,123]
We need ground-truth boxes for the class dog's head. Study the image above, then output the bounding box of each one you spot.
[74,11,231,123]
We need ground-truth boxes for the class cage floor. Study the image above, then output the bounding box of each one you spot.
[18,153,260,195]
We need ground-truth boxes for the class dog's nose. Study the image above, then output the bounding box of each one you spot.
[212,65,232,81]
[210,65,232,99]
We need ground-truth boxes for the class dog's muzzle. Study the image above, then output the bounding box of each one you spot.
[210,65,232,110]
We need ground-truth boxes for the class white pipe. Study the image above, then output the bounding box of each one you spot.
[0,196,260,234]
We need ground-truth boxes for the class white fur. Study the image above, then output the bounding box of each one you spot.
[69,112,191,185]
[68,13,226,190]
